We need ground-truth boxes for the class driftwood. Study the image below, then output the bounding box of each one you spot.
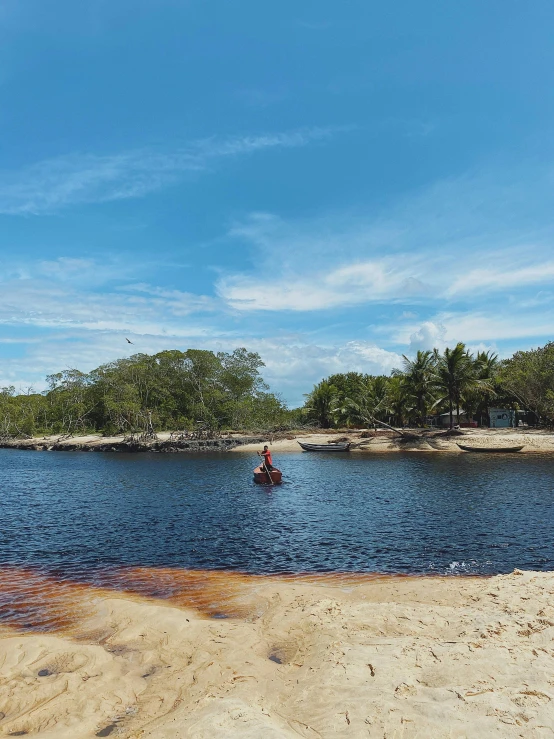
[370,418,418,439]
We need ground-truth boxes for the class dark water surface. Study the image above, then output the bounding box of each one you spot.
[1,448,554,577]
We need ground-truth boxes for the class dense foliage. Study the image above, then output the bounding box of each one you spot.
[1,340,553,439]
[498,342,554,424]
[303,341,554,429]
[0,349,293,438]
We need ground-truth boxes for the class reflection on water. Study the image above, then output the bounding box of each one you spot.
[1,449,554,578]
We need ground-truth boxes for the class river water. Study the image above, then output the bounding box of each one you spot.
[1,448,553,577]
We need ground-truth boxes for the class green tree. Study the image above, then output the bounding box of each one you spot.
[386,375,410,427]
[304,380,338,428]
[394,350,436,426]
[339,375,391,429]
[465,350,499,426]
[434,343,477,429]
[0,346,286,439]
[46,369,93,436]
[499,342,554,424]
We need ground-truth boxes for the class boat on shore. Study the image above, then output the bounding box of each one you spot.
[253,465,282,484]
[457,443,524,453]
[297,442,351,452]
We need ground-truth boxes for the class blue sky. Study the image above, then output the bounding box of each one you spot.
[1,0,554,405]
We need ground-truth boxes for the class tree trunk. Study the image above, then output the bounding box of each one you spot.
[370,417,414,438]
[449,398,453,429]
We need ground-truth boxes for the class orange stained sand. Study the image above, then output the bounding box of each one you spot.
[0,565,411,635]
[97,567,401,619]
[0,566,109,634]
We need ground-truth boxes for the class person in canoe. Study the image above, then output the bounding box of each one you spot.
[253,445,282,484]
[257,445,274,472]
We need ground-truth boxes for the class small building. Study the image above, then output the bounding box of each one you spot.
[438,410,477,428]
[489,408,516,428]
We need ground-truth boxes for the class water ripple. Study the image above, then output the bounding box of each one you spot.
[1,449,553,577]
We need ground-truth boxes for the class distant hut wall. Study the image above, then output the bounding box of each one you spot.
[437,411,476,428]
[489,408,516,428]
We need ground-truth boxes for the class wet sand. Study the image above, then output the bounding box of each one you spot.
[0,568,553,737]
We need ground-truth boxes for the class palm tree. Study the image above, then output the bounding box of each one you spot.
[434,343,476,428]
[386,375,410,427]
[471,350,499,426]
[394,350,436,426]
[338,376,390,429]
[304,380,337,428]
[476,350,499,377]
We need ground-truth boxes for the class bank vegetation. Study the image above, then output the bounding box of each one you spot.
[1,341,553,440]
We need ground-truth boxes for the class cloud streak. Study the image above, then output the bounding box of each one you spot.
[0,127,339,215]
[217,164,554,313]
[219,236,554,313]
[3,161,554,403]
[220,257,432,311]
[0,260,218,335]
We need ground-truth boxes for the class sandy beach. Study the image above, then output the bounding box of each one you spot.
[2,428,554,456]
[231,428,554,455]
[0,569,553,737]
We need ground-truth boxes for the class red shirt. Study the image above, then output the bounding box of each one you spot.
[262,449,272,466]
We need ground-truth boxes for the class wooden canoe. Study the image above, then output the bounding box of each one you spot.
[457,444,524,453]
[297,442,351,452]
[253,466,282,484]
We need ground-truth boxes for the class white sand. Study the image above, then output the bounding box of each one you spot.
[0,570,553,737]
[232,428,554,454]
[4,428,554,455]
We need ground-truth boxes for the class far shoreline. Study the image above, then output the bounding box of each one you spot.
[1,427,554,454]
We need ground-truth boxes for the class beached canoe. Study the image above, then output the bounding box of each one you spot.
[297,442,351,452]
[253,465,283,484]
[457,444,524,453]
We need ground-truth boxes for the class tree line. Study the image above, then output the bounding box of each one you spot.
[303,341,554,429]
[1,341,553,439]
[0,348,294,439]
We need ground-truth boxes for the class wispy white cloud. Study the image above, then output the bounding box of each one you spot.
[438,311,554,343]
[517,290,554,308]
[38,257,96,279]
[394,310,554,347]
[3,161,554,402]
[220,256,432,311]
[217,165,554,312]
[219,241,554,312]
[259,339,401,379]
[447,258,554,296]
[0,127,340,215]
[0,263,218,334]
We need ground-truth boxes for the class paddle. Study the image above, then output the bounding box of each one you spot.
[262,460,274,483]
[258,451,274,483]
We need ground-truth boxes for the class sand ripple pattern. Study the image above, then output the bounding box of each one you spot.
[0,568,553,736]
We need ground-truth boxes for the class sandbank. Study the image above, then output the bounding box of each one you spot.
[0,568,553,737]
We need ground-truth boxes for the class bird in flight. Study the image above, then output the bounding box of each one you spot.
[126,338,133,344]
